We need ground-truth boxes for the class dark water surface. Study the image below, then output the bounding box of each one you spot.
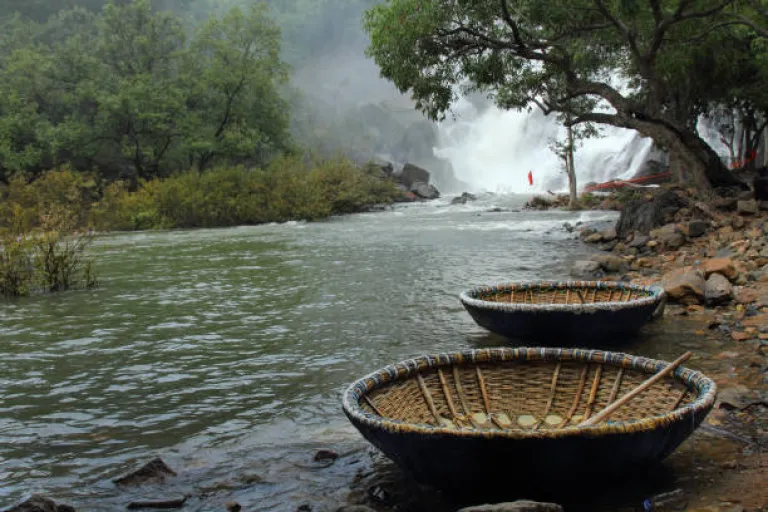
[0,196,749,511]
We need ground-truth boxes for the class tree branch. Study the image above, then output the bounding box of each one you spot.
[499,0,525,48]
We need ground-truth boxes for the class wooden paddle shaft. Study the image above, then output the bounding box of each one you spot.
[577,351,693,427]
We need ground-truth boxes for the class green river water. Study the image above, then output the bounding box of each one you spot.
[0,196,748,511]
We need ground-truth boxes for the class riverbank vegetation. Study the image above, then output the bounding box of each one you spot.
[0,0,398,296]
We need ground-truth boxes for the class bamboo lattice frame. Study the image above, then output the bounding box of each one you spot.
[343,348,716,440]
[459,280,665,314]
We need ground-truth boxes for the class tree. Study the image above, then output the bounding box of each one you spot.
[363,0,749,193]
[549,115,598,209]
[183,3,292,170]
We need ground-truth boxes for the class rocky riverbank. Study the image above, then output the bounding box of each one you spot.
[573,187,767,346]
[568,186,767,512]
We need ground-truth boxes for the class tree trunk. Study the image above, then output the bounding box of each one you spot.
[565,123,578,210]
[641,123,742,192]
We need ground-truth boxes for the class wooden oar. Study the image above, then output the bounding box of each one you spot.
[577,352,693,428]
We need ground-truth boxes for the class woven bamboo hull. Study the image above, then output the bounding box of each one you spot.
[346,411,704,496]
[460,281,665,344]
[342,348,715,499]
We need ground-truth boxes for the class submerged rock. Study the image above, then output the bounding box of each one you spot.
[113,457,177,486]
[451,192,478,205]
[4,496,75,512]
[457,501,564,512]
[126,496,186,509]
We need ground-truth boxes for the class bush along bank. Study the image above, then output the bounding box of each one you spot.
[0,156,402,297]
[0,156,403,234]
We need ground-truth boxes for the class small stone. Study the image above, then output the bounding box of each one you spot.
[113,458,177,486]
[737,199,758,215]
[705,273,733,305]
[650,223,685,249]
[296,505,312,512]
[590,253,627,273]
[584,232,603,243]
[735,287,759,304]
[126,497,187,509]
[731,215,746,229]
[682,219,708,238]
[225,503,242,512]
[731,330,753,341]
[629,232,651,248]
[571,260,601,278]
[313,449,339,462]
[5,495,76,512]
[457,501,564,512]
[701,257,738,281]
[642,488,687,511]
[600,228,617,242]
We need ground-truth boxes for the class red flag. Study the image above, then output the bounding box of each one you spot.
[527,171,533,186]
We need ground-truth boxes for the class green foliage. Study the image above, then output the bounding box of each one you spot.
[0,176,98,298]
[4,159,400,234]
[0,1,292,181]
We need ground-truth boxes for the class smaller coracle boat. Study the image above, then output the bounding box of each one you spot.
[342,348,716,498]
[459,280,666,344]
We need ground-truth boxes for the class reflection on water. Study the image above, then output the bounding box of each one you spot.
[0,196,755,511]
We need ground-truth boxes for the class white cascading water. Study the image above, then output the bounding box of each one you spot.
[434,97,656,194]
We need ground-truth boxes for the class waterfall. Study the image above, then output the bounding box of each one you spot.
[433,97,657,194]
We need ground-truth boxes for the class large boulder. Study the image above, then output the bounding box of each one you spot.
[410,181,440,200]
[616,189,683,238]
[398,163,431,188]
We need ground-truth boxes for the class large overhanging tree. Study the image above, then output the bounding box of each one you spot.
[363,0,751,193]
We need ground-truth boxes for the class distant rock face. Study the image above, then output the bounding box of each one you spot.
[399,163,431,188]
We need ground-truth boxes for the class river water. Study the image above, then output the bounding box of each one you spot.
[0,195,752,511]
